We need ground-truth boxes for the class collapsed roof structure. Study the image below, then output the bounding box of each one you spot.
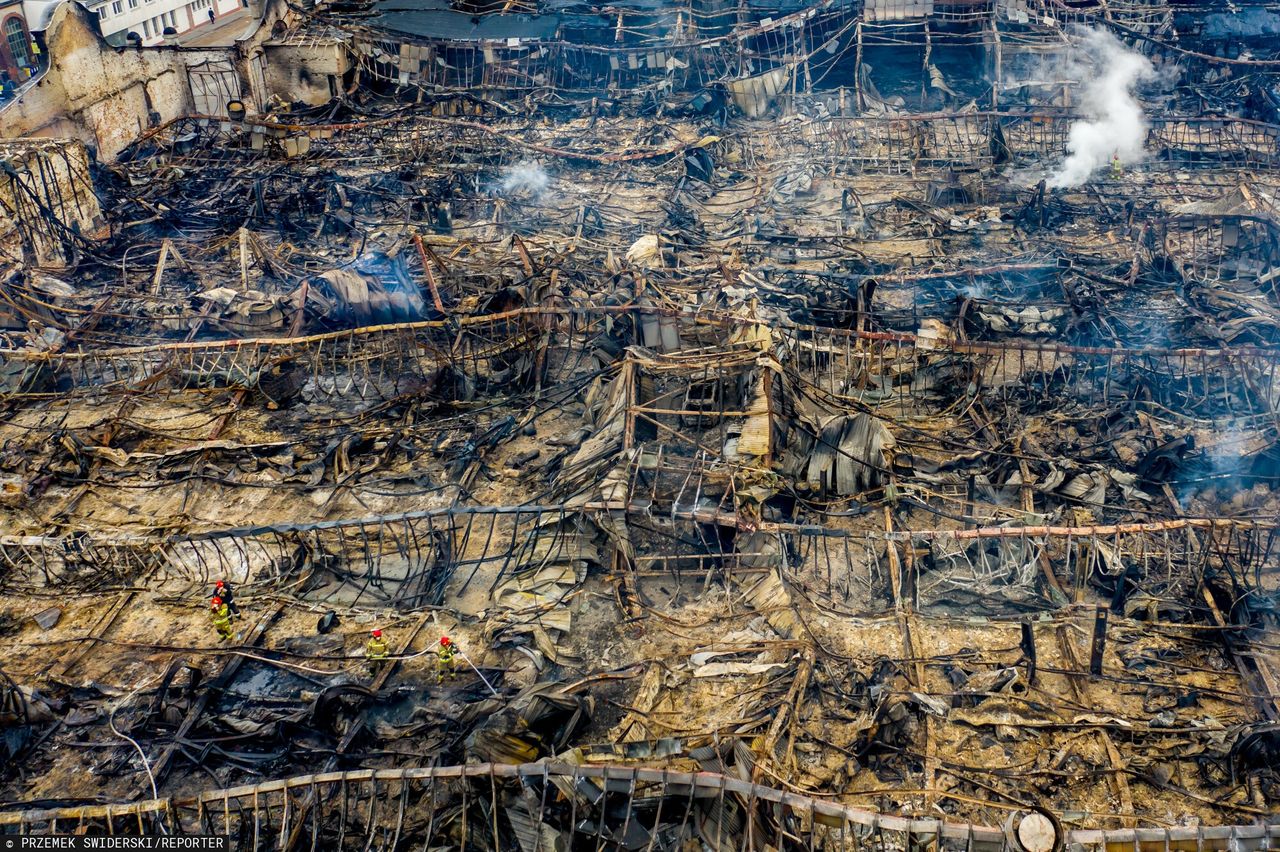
[0,0,1279,845]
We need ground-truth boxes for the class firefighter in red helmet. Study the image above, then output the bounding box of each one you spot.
[210,596,232,641]
[212,580,240,618]
[436,636,457,684]
[365,629,389,675]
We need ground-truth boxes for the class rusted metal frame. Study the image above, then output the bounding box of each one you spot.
[9,761,1277,850]
[633,410,722,457]
[780,522,1237,617]
[6,308,1278,413]
[486,508,541,594]
[11,512,1278,580]
[191,764,1255,846]
[34,298,218,538]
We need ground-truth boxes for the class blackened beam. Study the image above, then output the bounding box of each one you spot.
[1089,607,1108,677]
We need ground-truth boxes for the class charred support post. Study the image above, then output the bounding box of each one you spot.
[989,25,1001,109]
[412,233,447,315]
[853,22,863,112]
[1089,607,1108,677]
[1020,618,1037,685]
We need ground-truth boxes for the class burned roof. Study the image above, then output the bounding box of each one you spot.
[1,0,1279,844]
[368,3,561,39]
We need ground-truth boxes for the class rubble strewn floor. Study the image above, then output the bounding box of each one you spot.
[1,0,1280,845]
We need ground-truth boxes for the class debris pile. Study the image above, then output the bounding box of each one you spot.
[0,0,1279,843]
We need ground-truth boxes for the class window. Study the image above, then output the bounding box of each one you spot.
[112,2,122,14]
[98,6,107,17]
[142,18,151,35]
[3,18,30,67]
[128,0,138,10]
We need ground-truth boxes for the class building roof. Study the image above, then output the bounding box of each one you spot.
[23,0,64,29]
[369,2,561,40]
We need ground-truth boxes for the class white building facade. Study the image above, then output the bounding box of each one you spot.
[79,0,242,45]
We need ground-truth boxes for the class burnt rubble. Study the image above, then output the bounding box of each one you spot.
[0,0,1279,846]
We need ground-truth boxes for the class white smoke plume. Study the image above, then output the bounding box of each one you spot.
[498,160,550,196]
[1047,28,1156,189]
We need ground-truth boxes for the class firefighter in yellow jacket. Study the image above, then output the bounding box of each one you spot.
[436,636,457,684]
[211,597,233,641]
[365,629,389,675]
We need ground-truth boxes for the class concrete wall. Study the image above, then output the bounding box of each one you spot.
[0,0,299,160]
[263,40,351,107]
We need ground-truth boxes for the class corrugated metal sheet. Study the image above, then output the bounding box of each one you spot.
[736,382,773,458]
[727,66,792,118]
[865,0,933,22]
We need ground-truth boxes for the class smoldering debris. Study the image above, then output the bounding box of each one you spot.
[497,160,551,197]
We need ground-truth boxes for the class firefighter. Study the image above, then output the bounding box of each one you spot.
[211,596,233,641]
[213,580,241,618]
[436,636,457,684]
[1111,152,1123,179]
[365,629,389,674]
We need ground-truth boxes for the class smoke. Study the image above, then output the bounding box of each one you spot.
[497,161,551,197]
[1206,430,1250,479]
[1047,28,1156,189]
[1174,429,1246,507]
